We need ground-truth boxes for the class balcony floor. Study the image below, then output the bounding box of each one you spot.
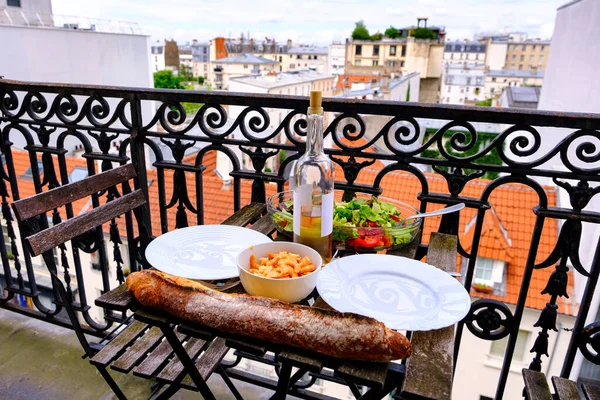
[0,309,283,399]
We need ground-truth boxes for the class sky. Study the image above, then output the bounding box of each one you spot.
[52,0,565,46]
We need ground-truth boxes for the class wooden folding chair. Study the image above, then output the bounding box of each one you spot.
[10,164,218,399]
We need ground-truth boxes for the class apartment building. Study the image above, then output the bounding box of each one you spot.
[150,41,165,72]
[328,41,346,75]
[178,40,210,78]
[345,36,443,102]
[211,53,277,90]
[504,39,551,71]
[440,63,486,105]
[484,69,544,100]
[443,41,486,65]
[285,46,328,73]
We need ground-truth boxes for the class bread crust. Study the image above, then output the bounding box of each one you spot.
[126,270,411,362]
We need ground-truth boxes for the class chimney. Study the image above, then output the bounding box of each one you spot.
[192,39,198,44]
[530,66,538,74]
[264,71,278,82]
[287,39,292,48]
[215,37,227,59]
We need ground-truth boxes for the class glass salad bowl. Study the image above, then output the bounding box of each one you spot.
[267,190,422,251]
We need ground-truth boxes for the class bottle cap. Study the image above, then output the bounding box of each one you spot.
[308,90,323,114]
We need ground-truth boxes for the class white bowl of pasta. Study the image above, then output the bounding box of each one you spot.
[237,242,322,303]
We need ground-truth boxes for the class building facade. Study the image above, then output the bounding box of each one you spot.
[327,41,345,75]
[211,53,278,90]
[191,40,210,78]
[504,39,551,71]
[484,39,509,70]
[484,69,544,101]
[0,0,53,26]
[443,41,486,65]
[345,36,444,103]
[440,63,486,105]
[150,41,165,72]
[284,46,328,73]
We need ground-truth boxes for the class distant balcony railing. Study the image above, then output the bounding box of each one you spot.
[1,78,600,399]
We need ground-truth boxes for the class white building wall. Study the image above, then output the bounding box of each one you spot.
[387,73,420,102]
[0,24,153,153]
[440,65,486,105]
[453,305,576,400]
[486,41,508,70]
[0,0,53,25]
[327,43,346,75]
[534,0,600,380]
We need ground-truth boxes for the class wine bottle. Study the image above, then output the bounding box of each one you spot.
[293,91,334,262]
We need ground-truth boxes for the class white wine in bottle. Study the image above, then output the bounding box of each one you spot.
[293,91,334,262]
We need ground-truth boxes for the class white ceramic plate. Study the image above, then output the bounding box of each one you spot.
[145,225,272,280]
[317,254,471,331]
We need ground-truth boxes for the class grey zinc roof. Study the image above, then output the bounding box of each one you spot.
[287,47,328,55]
[488,69,545,78]
[504,86,541,109]
[216,53,278,64]
[229,70,333,89]
[444,41,486,53]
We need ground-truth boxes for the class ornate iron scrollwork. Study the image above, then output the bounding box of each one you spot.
[577,321,600,365]
[464,299,515,340]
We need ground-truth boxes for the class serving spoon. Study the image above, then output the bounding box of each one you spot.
[402,203,466,222]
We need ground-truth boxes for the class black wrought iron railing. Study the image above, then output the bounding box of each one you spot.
[1,79,600,399]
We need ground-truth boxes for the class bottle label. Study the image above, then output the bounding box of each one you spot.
[321,191,334,236]
[293,184,312,236]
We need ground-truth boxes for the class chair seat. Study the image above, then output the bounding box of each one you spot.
[89,319,230,392]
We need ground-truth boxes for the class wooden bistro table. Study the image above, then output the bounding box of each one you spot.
[95,203,459,400]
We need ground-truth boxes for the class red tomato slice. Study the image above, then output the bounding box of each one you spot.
[367,221,378,227]
[390,215,400,222]
[382,235,392,247]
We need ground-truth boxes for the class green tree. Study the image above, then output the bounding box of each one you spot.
[352,20,371,40]
[198,76,205,84]
[370,32,383,41]
[405,82,411,101]
[475,98,492,107]
[179,64,193,82]
[385,26,400,38]
[411,28,437,40]
[153,70,184,89]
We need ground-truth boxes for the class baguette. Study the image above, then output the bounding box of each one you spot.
[126,270,410,362]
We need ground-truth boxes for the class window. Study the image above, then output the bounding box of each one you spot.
[518,64,523,70]
[372,60,379,66]
[7,0,20,6]
[466,87,469,93]
[69,167,88,183]
[491,77,496,82]
[314,55,318,60]
[459,98,463,102]
[541,45,545,51]
[355,60,361,66]
[490,330,530,361]
[450,53,454,59]
[520,55,524,61]
[445,97,449,103]
[355,45,362,55]
[460,53,464,60]
[373,45,379,56]
[511,55,516,61]
[279,56,282,62]
[466,77,471,85]
[390,45,396,56]
[539,55,544,62]
[243,64,248,69]
[204,64,207,71]
[296,55,301,59]
[529,55,534,62]
[490,88,495,94]
[400,60,405,67]
[460,88,464,93]
[522,45,526,51]
[475,88,480,95]
[401,45,406,57]
[447,86,451,93]
[475,258,494,282]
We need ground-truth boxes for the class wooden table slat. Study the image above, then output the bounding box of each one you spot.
[89,321,147,367]
[523,369,552,400]
[133,332,185,378]
[551,376,580,400]
[225,338,267,356]
[95,284,134,312]
[401,233,457,400]
[221,203,265,227]
[279,350,324,372]
[583,383,600,400]
[110,326,164,373]
[249,214,277,235]
[155,337,207,383]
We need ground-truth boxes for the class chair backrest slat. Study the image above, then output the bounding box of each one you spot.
[26,190,146,257]
[12,164,136,222]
